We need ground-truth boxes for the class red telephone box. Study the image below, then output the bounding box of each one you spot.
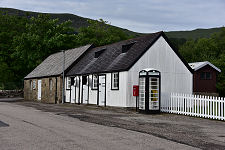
[133,85,139,96]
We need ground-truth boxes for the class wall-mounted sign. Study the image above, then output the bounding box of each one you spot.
[140,72,147,76]
[148,72,160,76]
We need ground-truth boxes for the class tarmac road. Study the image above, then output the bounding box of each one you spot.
[0,101,199,150]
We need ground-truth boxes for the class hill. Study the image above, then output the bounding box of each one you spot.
[0,7,141,37]
[165,28,222,39]
[0,7,223,40]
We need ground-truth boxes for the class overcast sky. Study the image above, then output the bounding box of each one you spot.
[1,0,225,33]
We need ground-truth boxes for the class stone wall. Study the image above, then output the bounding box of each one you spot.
[24,76,62,103]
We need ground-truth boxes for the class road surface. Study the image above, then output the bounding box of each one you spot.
[0,101,199,150]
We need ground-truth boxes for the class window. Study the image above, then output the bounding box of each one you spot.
[49,79,53,91]
[95,49,106,58]
[92,74,98,90]
[122,42,135,53]
[32,80,36,89]
[111,72,119,90]
[200,72,212,80]
[82,76,88,85]
[66,77,71,89]
[71,77,75,86]
[30,80,32,90]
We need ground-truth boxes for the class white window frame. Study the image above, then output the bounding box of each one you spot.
[92,74,98,90]
[32,80,36,90]
[66,77,71,89]
[111,72,119,90]
[49,79,53,91]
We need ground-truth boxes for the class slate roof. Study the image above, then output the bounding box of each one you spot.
[66,31,193,76]
[25,44,92,79]
[189,61,221,72]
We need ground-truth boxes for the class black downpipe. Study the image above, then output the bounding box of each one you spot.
[78,76,81,105]
[55,77,57,104]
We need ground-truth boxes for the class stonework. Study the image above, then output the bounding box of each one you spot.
[24,76,62,103]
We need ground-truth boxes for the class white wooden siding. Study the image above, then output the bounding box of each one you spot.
[127,36,193,107]
[65,72,128,107]
[105,72,128,107]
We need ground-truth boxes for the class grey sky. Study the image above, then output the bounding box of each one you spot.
[1,0,225,33]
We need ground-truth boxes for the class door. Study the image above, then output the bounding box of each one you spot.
[82,76,88,104]
[38,80,42,100]
[75,77,80,104]
[139,77,145,110]
[71,77,76,104]
[149,77,159,110]
[98,75,106,106]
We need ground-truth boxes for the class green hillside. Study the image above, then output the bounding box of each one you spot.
[1,7,223,39]
[165,28,222,39]
[0,7,141,37]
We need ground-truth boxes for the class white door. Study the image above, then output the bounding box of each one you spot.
[38,80,42,100]
[98,75,106,106]
[71,85,75,103]
[82,76,88,104]
[75,77,80,104]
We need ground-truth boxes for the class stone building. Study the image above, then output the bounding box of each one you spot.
[24,44,92,103]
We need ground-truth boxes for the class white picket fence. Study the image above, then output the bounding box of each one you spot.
[161,93,225,121]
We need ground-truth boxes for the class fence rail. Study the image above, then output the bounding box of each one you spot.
[161,93,225,121]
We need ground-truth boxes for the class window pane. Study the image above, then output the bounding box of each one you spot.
[206,72,211,79]
[71,77,75,85]
[67,78,71,89]
[112,72,119,89]
[30,80,32,90]
[200,72,205,79]
[33,81,36,89]
[93,75,98,89]
[49,79,53,91]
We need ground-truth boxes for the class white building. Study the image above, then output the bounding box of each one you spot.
[65,31,193,108]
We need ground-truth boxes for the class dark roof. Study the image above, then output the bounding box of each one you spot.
[25,44,92,79]
[66,31,193,76]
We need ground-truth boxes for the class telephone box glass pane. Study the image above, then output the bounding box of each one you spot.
[139,77,145,110]
[149,77,159,110]
[148,72,159,76]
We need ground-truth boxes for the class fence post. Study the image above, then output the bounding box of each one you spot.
[223,97,225,120]
[219,97,221,120]
[204,95,206,118]
[207,96,209,118]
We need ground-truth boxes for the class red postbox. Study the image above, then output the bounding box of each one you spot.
[133,85,139,96]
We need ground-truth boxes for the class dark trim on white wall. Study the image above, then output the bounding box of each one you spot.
[111,72,119,90]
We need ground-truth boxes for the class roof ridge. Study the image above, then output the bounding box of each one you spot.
[91,31,163,51]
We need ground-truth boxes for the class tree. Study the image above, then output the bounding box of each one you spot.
[76,19,133,47]
[10,14,77,84]
[179,27,225,96]
[0,12,27,89]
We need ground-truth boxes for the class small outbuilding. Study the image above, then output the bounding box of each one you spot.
[65,31,193,108]
[189,61,221,96]
[24,44,92,103]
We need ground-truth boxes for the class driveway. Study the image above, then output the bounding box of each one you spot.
[1,99,225,149]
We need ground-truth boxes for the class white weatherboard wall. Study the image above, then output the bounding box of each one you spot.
[127,36,193,107]
[105,72,128,107]
[65,72,128,107]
